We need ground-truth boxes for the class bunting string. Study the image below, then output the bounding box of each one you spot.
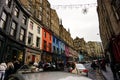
[51,3,97,9]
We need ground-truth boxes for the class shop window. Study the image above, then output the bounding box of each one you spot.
[28,32,33,45]
[0,12,7,29]
[14,7,19,17]
[36,37,40,48]
[10,21,17,37]
[19,28,25,41]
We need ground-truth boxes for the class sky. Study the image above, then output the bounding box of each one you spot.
[48,0,101,42]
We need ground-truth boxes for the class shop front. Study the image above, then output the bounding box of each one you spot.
[41,50,52,63]
[25,48,41,64]
[2,38,26,66]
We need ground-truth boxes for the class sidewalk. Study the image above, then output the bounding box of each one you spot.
[101,65,114,80]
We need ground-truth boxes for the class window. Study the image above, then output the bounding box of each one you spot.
[6,0,11,7]
[53,46,55,53]
[10,21,17,37]
[57,48,59,54]
[43,40,47,50]
[19,28,25,41]
[49,34,51,40]
[28,4,31,11]
[37,26,40,34]
[22,15,27,25]
[36,37,40,48]
[14,7,19,17]
[29,21,33,30]
[44,31,46,38]
[40,7,42,12]
[39,14,42,20]
[28,32,33,45]
[48,43,51,52]
[0,12,7,29]
[53,37,55,43]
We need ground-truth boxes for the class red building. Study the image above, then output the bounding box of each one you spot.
[41,27,52,62]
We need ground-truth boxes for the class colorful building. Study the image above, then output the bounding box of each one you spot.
[25,17,42,64]
[41,27,52,62]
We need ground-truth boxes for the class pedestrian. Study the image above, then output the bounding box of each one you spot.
[91,61,97,70]
[5,61,14,79]
[0,61,7,80]
[101,59,107,71]
[13,59,21,73]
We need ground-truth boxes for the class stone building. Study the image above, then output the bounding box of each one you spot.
[97,0,120,79]
[51,9,59,36]
[86,41,104,60]
[73,37,87,61]
[20,0,51,29]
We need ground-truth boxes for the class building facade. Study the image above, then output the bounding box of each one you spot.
[51,9,59,37]
[87,41,104,60]
[25,17,42,64]
[41,27,52,62]
[0,0,30,64]
[97,0,120,79]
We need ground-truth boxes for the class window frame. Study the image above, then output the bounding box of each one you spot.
[14,7,19,17]
[22,15,27,25]
[43,40,47,50]
[0,11,7,29]
[36,37,40,48]
[37,26,40,34]
[19,28,25,41]
[10,21,17,37]
[28,32,33,45]
[29,21,33,30]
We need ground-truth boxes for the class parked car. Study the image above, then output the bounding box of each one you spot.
[5,71,92,80]
[71,63,88,76]
[17,65,43,73]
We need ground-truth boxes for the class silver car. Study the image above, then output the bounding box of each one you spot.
[6,71,92,80]
[71,63,88,76]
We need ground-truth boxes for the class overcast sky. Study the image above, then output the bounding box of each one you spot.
[48,0,101,42]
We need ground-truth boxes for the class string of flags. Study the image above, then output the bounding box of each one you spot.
[51,3,97,14]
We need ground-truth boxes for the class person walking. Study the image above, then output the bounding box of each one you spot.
[0,62,7,80]
[5,61,14,79]
[91,61,97,70]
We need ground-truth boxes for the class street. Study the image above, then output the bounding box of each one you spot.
[84,63,105,80]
